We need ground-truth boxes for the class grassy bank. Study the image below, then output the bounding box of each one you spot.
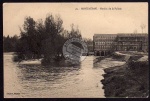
[101,52,149,98]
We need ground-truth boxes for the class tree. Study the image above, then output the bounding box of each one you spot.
[16,16,39,59]
[68,24,82,39]
[3,35,19,52]
[14,14,83,65]
[82,38,93,53]
[41,14,64,62]
[140,24,146,33]
[3,35,11,52]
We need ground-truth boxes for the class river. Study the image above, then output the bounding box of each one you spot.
[4,53,105,98]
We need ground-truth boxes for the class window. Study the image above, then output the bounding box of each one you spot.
[95,42,98,45]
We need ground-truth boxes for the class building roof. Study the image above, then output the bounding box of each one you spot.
[94,33,148,37]
[94,34,117,36]
[117,33,148,37]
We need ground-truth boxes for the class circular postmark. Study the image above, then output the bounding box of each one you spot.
[62,38,88,64]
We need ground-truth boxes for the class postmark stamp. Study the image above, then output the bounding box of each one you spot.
[62,38,88,64]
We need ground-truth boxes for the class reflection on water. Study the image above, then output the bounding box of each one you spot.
[4,53,104,98]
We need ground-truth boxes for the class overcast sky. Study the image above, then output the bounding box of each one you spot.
[3,3,148,39]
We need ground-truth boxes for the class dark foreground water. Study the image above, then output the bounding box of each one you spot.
[4,53,104,98]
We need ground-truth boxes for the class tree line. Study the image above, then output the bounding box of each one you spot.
[4,14,91,65]
[3,35,19,52]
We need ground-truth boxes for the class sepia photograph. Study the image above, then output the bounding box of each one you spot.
[3,3,148,98]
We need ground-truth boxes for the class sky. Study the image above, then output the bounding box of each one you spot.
[3,3,148,39]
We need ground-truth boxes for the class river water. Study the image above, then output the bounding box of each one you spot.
[4,53,105,98]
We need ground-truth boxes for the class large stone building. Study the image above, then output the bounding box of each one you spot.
[116,33,148,52]
[93,34,117,56]
[93,33,148,56]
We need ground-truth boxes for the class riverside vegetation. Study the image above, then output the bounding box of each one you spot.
[3,13,92,66]
[100,52,149,98]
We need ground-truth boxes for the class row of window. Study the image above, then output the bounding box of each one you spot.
[94,39,115,42]
[95,46,112,49]
[117,46,138,50]
[95,42,114,45]
[117,43,140,45]
[94,37,148,41]
[118,38,147,41]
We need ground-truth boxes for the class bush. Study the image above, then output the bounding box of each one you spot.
[13,55,19,62]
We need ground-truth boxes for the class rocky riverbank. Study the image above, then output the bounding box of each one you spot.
[99,52,149,98]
